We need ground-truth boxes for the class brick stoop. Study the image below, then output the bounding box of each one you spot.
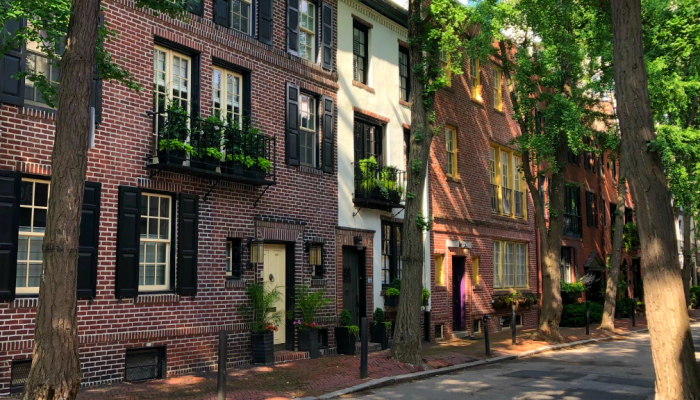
[274,351,309,364]
[355,342,384,353]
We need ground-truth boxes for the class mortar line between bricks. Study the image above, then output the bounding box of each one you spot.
[307,326,654,400]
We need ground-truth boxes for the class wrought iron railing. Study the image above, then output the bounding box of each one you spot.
[491,184,499,213]
[501,187,512,215]
[150,109,275,183]
[514,190,523,218]
[353,158,406,208]
[564,214,583,237]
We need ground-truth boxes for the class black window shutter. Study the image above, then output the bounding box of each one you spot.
[286,83,300,166]
[214,0,231,27]
[258,0,274,45]
[321,3,333,70]
[115,186,141,299]
[287,0,300,56]
[77,181,101,300]
[321,96,335,173]
[177,193,198,296]
[186,0,204,16]
[0,170,21,301]
[0,18,25,106]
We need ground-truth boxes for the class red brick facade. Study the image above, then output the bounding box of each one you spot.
[0,0,338,394]
[428,56,539,340]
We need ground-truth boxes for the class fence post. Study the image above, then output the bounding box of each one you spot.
[218,330,227,400]
[511,304,517,345]
[360,317,368,379]
[483,314,491,356]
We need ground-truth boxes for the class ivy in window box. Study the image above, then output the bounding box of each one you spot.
[190,116,224,171]
[334,309,359,355]
[222,117,272,178]
[493,291,538,310]
[379,166,405,204]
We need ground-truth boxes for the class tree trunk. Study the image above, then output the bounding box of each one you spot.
[600,177,626,331]
[23,1,99,399]
[683,212,693,307]
[391,0,430,365]
[611,0,700,397]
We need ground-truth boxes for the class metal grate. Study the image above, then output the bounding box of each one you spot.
[10,359,31,394]
[125,347,165,382]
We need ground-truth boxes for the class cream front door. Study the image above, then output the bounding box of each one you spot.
[263,244,286,346]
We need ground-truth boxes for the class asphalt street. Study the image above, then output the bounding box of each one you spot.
[348,322,700,400]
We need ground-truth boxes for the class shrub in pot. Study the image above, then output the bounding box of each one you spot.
[335,309,359,355]
[157,104,193,163]
[383,279,401,308]
[421,288,431,307]
[292,285,331,359]
[241,282,284,365]
[370,308,391,349]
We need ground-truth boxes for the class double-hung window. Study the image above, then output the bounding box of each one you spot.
[25,40,61,108]
[299,93,317,167]
[353,23,368,84]
[493,67,503,111]
[564,185,582,237]
[445,125,457,177]
[560,246,575,283]
[493,240,527,289]
[139,193,172,291]
[212,67,243,125]
[586,191,598,227]
[470,58,481,101]
[501,150,511,215]
[153,45,191,135]
[231,0,252,34]
[399,47,410,102]
[490,145,525,219]
[299,0,316,62]
[381,222,403,286]
[226,239,242,279]
[17,179,50,294]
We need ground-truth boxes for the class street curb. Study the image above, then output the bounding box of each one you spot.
[302,327,653,400]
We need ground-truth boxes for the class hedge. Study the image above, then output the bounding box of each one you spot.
[560,302,603,327]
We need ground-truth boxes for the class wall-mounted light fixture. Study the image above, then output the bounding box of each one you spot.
[247,237,264,267]
[307,243,323,267]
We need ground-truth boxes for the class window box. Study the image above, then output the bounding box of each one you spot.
[149,109,276,186]
[252,332,274,364]
[353,159,405,211]
[334,326,357,355]
[298,329,320,359]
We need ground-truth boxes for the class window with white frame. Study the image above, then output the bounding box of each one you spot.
[25,40,61,108]
[493,240,528,289]
[299,93,316,167]
[445,125,457,177]
[17,179,50,294]
[212,67,243,125]
[139,193,172,291]
[299,0,316,62]
[231,0,252,34]
[153,46,191,118]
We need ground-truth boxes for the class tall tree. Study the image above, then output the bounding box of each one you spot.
[493,0,614,341]
[392,0,495,364]
[600,174,626,331]
[610,0,700,397]
[0,1,186,399]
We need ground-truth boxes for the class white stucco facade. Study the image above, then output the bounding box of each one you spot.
[336,0,430,310]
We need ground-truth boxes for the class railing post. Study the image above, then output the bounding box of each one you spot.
[360,317,368,379]
[483,314,491,356]
[511,304,517,345]
[217,330,227,400]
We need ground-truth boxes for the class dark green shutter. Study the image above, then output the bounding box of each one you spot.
[286,0,300,56]
[177,193,198,296]
[115,186,141,299]
[321,3,333,70]
[186,0,204,16]
[258,0,274,45]
[286,83,300,166]
[321,96,334,173]
[214,0,231,27]
[0,170,20,301]
[0,18,25,106]
[77,181,101,300]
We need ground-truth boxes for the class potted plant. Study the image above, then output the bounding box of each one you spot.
[383,278,401,308]
[356,157,379,198]
[421,288,431,307]
[379,166,404,204]
[190,115,223,171]
[242,282,284,365]
[370,308,391,350]
[157,104,193,163]
[334,309,359,355]
[222,118,272,178]
[292,285,331,359]
[493,291,538,310]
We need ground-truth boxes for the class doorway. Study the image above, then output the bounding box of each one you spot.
[264,244,286,349]
[342,246,366,326]
[452,257,466,332]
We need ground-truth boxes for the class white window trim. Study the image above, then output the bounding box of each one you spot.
[139,193,172,292]
[17,179,51,295]
[299,0,316,62]
[299,93,317,167]
[212,66,243,126]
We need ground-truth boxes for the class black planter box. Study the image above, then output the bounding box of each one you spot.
[298,329,320,359]
[384,295,398,308]
[158,149,186,164]
[371,323,390,350]
[334,327,357,355]
[251,332,274,365]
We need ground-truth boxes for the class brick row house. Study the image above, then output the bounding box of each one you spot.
[0,0,339,393]
[427,52,539,340]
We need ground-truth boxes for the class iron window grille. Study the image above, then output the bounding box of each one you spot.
[10,359,31,394]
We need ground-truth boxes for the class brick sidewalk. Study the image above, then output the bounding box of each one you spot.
[65,316,655,400]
